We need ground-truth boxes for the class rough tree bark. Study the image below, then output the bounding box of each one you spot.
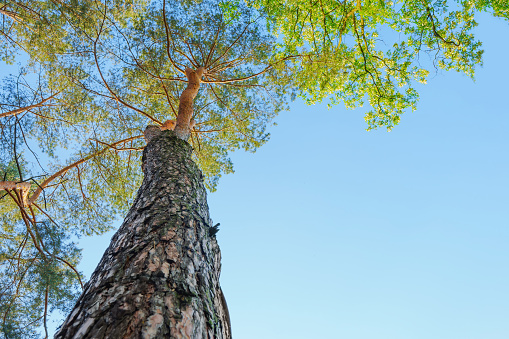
[54,129,231,338]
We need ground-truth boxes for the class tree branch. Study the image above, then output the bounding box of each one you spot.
[27,135,142,205]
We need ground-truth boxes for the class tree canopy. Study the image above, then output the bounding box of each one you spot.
[0,0,507,336]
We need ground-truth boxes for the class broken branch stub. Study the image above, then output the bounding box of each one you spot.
[0,181,31,206]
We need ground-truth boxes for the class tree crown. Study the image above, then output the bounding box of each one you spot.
[0,0,507,336]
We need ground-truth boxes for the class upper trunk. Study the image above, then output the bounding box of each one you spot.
[55,130,230,339]
[174,67,205,140]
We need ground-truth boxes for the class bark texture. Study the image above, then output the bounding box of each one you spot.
[55,130,231,339]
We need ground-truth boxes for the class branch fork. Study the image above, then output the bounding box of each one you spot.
[0,181,31,206]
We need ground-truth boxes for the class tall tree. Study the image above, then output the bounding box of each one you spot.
[0,0,507,337]
[55,130,231,338]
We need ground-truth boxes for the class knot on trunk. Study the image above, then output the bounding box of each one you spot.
[144,125,162,143]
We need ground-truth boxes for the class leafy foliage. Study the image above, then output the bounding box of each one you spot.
[254,0,507,130]
[0,158,84,338]
[89,0,286,187]
[0,0,508,337]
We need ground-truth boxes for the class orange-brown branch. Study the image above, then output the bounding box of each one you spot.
[27,135,142,204]
[0,93,60,119]
[0,135,142,206]
[174,67,205,140]
[0,182,31,206]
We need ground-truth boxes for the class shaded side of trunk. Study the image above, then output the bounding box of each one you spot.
[55,130,230,339]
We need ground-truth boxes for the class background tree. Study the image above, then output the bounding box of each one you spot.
[0,0,508,337]
[0,1,148,335]
[254,0,509,129]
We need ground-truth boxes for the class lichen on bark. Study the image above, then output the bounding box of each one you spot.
[55,130,230,339]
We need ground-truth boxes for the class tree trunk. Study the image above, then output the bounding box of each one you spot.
[174,67,205,141]
[55,130,231,339]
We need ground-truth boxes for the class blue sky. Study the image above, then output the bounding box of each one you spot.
[65,12,509,339]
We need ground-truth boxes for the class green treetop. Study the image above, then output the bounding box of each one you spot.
[0,0,507,337]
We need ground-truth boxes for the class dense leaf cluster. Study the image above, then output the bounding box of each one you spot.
[255,0,505,130]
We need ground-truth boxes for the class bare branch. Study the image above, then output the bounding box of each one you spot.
[202,66,270,84]
[27,135,143,205]
[92,138,145,151]
[43,286,49,339]
[425,5,460,47]
[93,10,161,125]
[0,8,23,22]
[162,0,186,75]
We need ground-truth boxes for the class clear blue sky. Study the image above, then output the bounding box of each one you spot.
[68,13,509,339]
